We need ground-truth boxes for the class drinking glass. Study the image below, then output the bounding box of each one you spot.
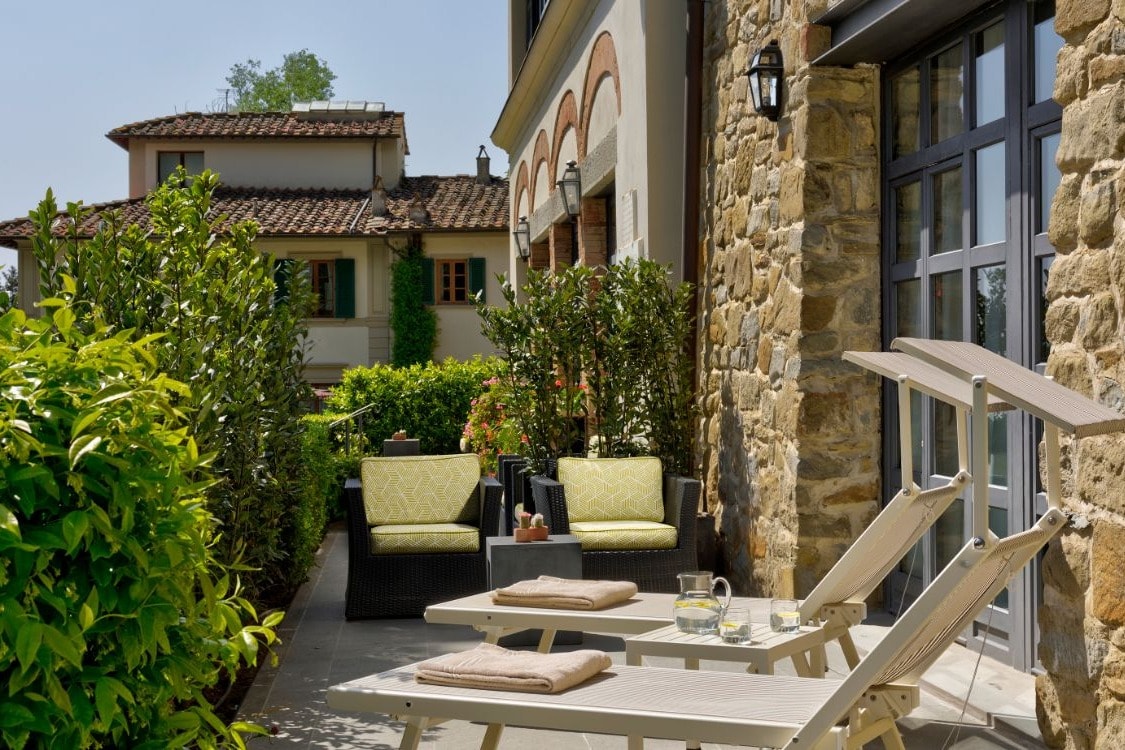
[719,607,751,644]
[770,598,800,633]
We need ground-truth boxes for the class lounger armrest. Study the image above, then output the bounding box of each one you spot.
[479,475,503,540]
[529,475,570,535]
[664,474,701,551]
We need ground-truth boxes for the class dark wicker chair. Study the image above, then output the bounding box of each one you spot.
[343,456,502,619]
[529,466,700,593]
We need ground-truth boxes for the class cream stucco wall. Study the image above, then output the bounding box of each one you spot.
[423,232,507,362]
[496,0,686,279]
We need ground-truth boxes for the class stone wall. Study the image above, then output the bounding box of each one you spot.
[697,0,882,597]
[1037,3,1125,747]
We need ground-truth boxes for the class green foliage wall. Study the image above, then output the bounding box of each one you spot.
[477,259,696,476]
[30,171,317,601]
[389,244,437,366]
[0,301,276,749]
[328,357,502,455]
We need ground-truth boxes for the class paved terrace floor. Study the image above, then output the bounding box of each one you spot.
[239,527,1047,749]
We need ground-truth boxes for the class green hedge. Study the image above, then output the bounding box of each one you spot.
[327,357,503,456]
[0,301,276,748]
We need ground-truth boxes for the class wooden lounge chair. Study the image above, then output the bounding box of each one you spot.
[328,509,1066,750]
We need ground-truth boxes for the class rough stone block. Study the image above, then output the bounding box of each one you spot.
[1077,436,1125,515]
[1057,0,1111,38]
[1079,176,1117,246]
[1079,293,1120,349]
[1058,83,1125,172]
[1092,522,1125,625]
[1050,173,1083,250]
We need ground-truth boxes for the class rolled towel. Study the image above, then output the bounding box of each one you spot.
[414,642,612,693]
[491,575,638,610]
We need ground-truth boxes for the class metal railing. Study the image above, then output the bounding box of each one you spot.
[329,403,377,456]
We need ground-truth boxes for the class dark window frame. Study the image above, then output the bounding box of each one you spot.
[157,151,204,184]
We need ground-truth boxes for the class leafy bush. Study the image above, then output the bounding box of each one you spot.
[328,357,502,455]
[29,172,316,601]
[389,243,437,366]
[477,259,696,476]
[299,414,355,523]
[0,300,277,749]
[462,375,527,475]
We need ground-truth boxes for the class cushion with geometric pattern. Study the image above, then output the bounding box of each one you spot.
[556,456,664,523]
[568,520,677,550]
[360,454,480,526]
[369,523,481,554]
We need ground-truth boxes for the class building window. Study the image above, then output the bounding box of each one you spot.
[273,257,355,319]
[437,259,469,304]
[525,0,550,50]
[422,256,486,305]
[158,151,204,184]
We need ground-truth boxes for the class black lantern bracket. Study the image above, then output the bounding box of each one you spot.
[748,39,784,122]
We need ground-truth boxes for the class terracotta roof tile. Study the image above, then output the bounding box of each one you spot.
[106,111,406,148]
[0,177,508,246]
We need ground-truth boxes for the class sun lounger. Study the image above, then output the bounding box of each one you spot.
[329,509,1066,750]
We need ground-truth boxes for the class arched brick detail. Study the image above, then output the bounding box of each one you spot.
[530,129,551,209]
[579,30,621,158]
[513,160,530,218]
[550,90,580,181]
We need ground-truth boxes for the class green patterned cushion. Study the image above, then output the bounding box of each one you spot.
[568,520,678,551]
[361,454,480,526]
[556,457,664,523]
[369,523,480,554]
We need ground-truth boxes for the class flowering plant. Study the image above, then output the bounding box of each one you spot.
[462,376,526,475]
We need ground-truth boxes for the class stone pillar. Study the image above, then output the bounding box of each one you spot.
[1036,4,1125,748]
[548,222,574,272]
[578,197,608,267]
[696,1,881,597]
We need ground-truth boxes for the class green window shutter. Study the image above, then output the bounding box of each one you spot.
[468,257,486,303]
[421,257,435,305]
[273,258,295,304]
[334,258,355,318]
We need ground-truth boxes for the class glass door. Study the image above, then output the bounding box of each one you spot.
[881,0,1062,671]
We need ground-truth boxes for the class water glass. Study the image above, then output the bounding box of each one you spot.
[769,598,800,633]
[719,607,752,644]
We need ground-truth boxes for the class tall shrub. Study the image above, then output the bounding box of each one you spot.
[477,259,696,476]
[29,172,317,600]
[0,300,277,748]
[328,357,502,455]
[389,243,437,366]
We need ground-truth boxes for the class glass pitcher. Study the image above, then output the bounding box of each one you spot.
[673,571,732,634]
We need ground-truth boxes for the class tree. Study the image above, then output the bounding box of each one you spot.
[225,49,336,112]
[0,265,15,311]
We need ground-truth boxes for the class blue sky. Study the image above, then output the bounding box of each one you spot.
[0,0,510,270]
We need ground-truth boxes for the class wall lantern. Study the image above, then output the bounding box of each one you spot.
[557,160,582,219]
[748,39,784,122]
[513,215,531,261]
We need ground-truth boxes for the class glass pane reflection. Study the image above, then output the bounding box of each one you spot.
[933,270,963,340]
[989,411,1009,487]
[975,22,1005,126]
[897,278,922,338]
[932,43,965,144]
[1039,132,1061,234]
[975,143,1006,245]
[892,66,921,159]
[1034,2,1063,103]
[975,265,1007,355]
[934,400,960,476]
[990,506,1009,608]
[933,167,964,254]
[1038,255,1055,362]
[896,181,922,262]
[936,498,965,569]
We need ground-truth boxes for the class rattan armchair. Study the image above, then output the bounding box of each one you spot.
[530,459,700,593]
[343,455,502,619]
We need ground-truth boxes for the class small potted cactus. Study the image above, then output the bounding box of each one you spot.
[514,511,549,542]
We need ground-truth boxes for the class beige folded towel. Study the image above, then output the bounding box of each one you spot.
[414,642,612,693]
[490,575,638,610]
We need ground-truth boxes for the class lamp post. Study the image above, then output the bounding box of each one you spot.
[557,160,581,263]
[747,40,784,122]
[513,215,531,262]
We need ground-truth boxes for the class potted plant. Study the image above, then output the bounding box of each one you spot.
[514,511,549,542]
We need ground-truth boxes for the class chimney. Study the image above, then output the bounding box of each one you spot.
[408,196,429,224]
[370,176,387,217]
[476,145,491,185]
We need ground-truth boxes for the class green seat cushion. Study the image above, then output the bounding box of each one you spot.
[369,523,481,554]
[360,454,480,526]
[556,456,664,523]
[568,520,678,551]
